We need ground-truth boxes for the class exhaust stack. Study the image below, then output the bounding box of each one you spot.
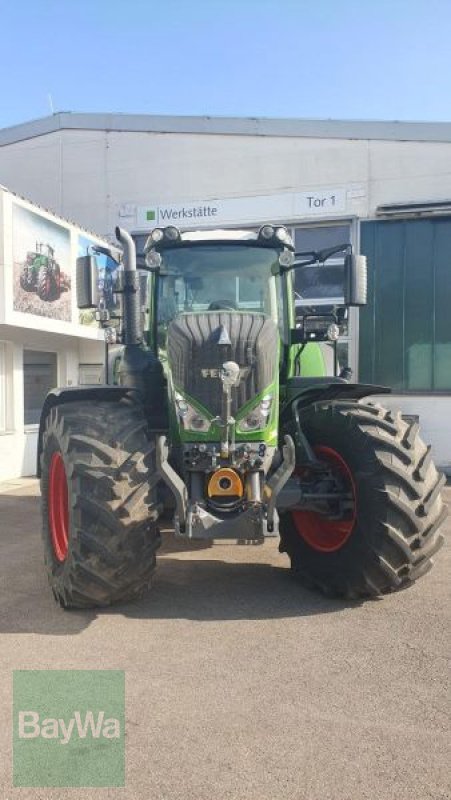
[115,226,142,345]
[114,227,165,421]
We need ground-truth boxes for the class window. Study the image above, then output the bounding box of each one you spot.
[294,225,351,308]
[293,224,352,369]
[0,343,6,432]
[79,363,103,385]
[360,218,451,392]
[294,224,351,252]
[23,350,57,425]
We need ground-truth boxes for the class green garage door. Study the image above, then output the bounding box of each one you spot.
[359,217,451,392]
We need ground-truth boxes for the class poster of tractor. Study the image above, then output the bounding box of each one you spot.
[12,204,72,321]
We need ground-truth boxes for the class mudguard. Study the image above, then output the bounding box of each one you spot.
[281,378,390,420]
[280,379,391,465]
[36,385,136,476]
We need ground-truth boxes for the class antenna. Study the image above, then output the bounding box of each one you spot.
[48,93,55,114]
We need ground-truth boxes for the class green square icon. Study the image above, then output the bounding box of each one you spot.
[13,670,125,787]
[146,209,156,221]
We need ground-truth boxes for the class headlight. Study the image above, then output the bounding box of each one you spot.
[327,323,340,341]
[145,249,162,268]
[279,249,294,267]
[275,226,293,247]
[150,228,164,244]
[237,394,273,433]
[174,393,211,433]
[164,225,180,241]
[144,226,181,253]
[258,224,293,249]
[259,224,275,240]
[103,326,117,344]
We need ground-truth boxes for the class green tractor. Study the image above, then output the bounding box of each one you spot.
[20,242,61,301]
[37,225,446,608]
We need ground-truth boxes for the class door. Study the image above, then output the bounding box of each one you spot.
[359,217,451,392]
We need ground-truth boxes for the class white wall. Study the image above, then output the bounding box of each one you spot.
[0,184,106,480]
[1,130,451,238]
[374,395,451,476]
[0,326,102,480]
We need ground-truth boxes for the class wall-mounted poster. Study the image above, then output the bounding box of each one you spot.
[78,235,120,326]
[12,204,72,321]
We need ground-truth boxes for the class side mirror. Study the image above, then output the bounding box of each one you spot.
[76,255,98,309]
[92,244,116,260]
[344,254,367,306]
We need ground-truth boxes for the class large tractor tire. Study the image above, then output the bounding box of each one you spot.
[279,400,446,599]
[52,263,62,299]
[38,264,58,301]
[40,398,161,608]
[20,266,35,291]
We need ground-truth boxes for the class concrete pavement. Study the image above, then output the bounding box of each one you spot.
[0,479,450,799]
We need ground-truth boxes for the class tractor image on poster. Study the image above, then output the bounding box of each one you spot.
[37,225,446,608]
[20,242,61,301]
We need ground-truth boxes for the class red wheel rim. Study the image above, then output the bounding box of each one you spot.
[48,452,69,562]
[292,446,356,553]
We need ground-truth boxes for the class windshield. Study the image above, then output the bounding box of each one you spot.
[157,244,280,323]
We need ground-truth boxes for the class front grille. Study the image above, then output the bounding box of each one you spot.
[167,312,278,417]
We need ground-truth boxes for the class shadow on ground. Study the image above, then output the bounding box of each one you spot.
[0,492,365,637]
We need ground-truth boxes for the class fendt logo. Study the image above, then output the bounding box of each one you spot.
[13,670,125,788]
[201,367,251,380]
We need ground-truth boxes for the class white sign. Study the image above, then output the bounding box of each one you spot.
[136,187,349,230]
[296,189,346,215]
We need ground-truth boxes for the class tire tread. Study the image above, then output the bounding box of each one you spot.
[40,398,160,608]
[280,399,447,599]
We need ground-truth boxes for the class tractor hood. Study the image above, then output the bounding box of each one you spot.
[167,311,279,443]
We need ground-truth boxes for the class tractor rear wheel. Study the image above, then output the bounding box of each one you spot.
[52,263,61,298]
[38,264,58,301]
[279,400,446,599]
[40,398,161,608]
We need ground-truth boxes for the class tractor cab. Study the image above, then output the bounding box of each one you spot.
[144,226,292,349]
[143,226,366,400]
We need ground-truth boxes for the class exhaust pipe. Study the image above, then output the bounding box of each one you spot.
[115,226,141,345]
[115,226,136,272]
[114,227,166,422]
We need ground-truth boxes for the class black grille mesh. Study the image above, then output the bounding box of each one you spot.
[167,312,278,417]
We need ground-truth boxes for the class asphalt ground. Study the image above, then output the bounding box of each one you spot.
[0,478,450,800]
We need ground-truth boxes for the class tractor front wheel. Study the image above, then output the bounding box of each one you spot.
[20,266,34,291]
[40,398,161,608]
[279,400,446,599]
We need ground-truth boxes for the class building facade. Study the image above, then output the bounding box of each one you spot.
[0,113,450,472]
[0,186,106,480]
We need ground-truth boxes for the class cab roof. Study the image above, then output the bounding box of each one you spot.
[149,225,295,252]
[180,229,258,243]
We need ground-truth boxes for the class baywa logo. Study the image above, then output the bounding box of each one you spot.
[18,709,120,745]
[13,670,125,787]
[146,209,157,221]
